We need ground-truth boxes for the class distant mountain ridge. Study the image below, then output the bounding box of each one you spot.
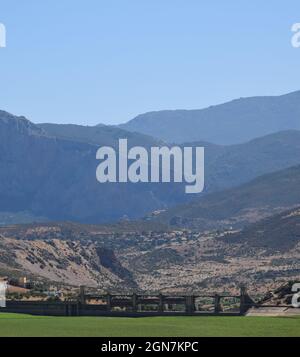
[38,123,163,147]
[39,121,300,196]
[154,165,300,231]
[188,130,300,193]
[121,90,300,144]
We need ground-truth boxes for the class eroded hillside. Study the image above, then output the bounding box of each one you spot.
[1,208,300,296]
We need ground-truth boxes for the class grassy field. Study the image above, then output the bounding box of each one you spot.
[0,313,300,337]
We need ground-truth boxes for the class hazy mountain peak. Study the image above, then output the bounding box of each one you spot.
[121,90,300,145]
[0,110,44,136]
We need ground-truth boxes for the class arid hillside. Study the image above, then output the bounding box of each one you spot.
[1,207,300,295]
[0,231,135,291]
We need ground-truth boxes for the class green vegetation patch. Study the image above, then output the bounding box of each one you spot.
[0,314,300,337]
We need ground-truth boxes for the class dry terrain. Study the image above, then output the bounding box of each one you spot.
[1,207,300,296]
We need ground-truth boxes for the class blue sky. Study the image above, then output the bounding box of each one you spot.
[0,0,300,125]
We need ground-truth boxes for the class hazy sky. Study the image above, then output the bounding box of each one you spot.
[0,0,300,125]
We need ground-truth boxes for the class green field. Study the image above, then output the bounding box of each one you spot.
[0,313,300,337]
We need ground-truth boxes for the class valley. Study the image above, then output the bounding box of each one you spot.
[1,206,300,296]
[1,90,300,297]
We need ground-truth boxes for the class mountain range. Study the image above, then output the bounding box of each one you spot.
[1,106,300,225]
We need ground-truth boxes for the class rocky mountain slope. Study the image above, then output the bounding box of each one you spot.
[0,230,135,290]
[0,110,187,224]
